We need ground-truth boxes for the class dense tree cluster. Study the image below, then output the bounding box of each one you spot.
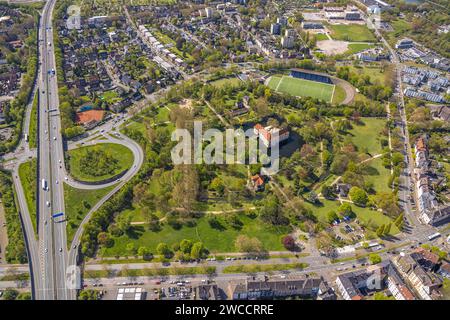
[382,2,450,58]
[0,170,27,263]
[76,149,119,177]
[0,4,39,155]
[337,66,393,102]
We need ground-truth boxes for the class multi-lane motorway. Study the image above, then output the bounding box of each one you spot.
[36,0,69,299]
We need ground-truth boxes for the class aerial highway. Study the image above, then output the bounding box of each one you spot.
[33,0,73,299]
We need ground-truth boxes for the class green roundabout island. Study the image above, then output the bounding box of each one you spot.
[67,143,134,183]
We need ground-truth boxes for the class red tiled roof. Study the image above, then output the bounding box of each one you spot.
[416,138,427,152]
[399,286,415,300]
[75,110,105,124]
[251,175,264,187]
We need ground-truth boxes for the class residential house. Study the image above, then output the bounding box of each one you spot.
[229,277,329,300]
[335,270,370,300]
[386,266,416,300]
[334,183,351,197]
[249,174,264,192]
[230,96,250,117]
[411,247,440,272]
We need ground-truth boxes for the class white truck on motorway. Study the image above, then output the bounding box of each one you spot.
[41,179,47,191]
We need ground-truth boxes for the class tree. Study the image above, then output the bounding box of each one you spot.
[321,185,334,199]
[376,224,385,237]
[327,211,339,224]
[126,243,137,256]
[2,288,19,300]
[282,236,297,251]
[394,213,404,227]
[209,177,225,195]
[78,289,100,300]
[16,292,32,300]
[383,223,392,236]
[369,253,382,265]
[349,187,368,206]
[156,243,172,258]
[190,242,205,259]
[338,203,353,217]
[116,214,132,234]
[235,235,264,254]
[259,195,288,225]
[391,152,404,167]
[137,247,152,260]
[307,191,319,204]
[97,232,113,248]
[374,292,395,300]
[180,239,193,254]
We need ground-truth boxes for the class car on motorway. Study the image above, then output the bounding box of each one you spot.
[56,180,59,184]
[45,248,48,253]
[53,137,56,140]
[64,177,68,181]
[46,201,50,207]
[44,220,47,225]
[59,248,62,252]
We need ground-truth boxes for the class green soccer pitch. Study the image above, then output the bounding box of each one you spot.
[268,75,335,102]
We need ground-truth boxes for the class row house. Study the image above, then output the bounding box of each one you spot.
[386,265,416,300]
[229,277,335,300]
[393,254,442,300]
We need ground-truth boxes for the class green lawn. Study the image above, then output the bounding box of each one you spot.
[315,33,329,41]
[385,20,412,46]
[347,66,388,85]
[332,84,347,105]
[156,106,172,123]
[268,75,335,102]
[327,24,377,42]
[28,93,38,149]
[345,43,376,55]
[362,158,392,194]
[152,30,193,60]
[347,118,386,155]
[210,77,241,88]
[64,183,116,244]
[100,213,290,257]
[305,199,399,235]
[18,160,37,233]
[67,143,134,182]
[100,90,120,104]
